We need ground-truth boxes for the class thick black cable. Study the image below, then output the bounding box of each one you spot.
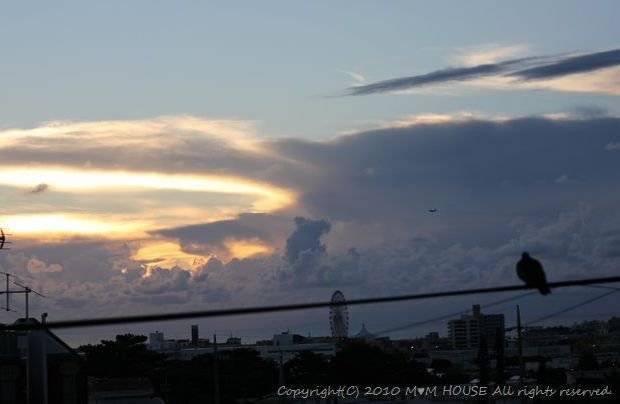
[2,275,620,331]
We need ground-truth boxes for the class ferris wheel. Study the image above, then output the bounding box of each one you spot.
[329,290,349,338]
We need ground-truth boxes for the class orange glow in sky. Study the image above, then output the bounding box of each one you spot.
[0,166,295,241]
[0,214,145,238]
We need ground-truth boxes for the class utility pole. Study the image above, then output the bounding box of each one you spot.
[213,334,220,404]
[278,349,285,387]
[495,327,505,384]
[278,346,286,404]
[517,305,525,386]
[4,272,8,310]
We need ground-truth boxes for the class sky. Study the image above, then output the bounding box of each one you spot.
[1,1,620,346]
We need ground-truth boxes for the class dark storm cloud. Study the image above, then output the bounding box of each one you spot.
[284,217,331,264]
[569,105,608,119]
[345,48,620,95]
[157,218,266,245]
[277,217,365,287]
[509,48,620,80]
[154,213,291,255]
[271,117,620,223]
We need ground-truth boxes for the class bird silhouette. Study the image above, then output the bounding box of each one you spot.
[516,252,551,295]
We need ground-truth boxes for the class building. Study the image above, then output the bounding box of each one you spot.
[177,336,244,361]
[147,331,187,353]
[255,332,337,363]
[448,315,480,349]
[352,323,375,341]
[448,304,505,352]
[191,325,199,346]
[148,328,210,355]
[428,349,480,371]
[0,318,83,404]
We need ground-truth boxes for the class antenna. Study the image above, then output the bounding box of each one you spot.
[13,281,46,319]
[0,228,12,311]
[0,230,47,319]
[0,271,18,311]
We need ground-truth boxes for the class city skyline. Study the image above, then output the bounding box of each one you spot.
[1,1,620,346]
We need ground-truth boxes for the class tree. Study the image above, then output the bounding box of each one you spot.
[332,341,393,385]
[332,341,434,386]
[431,359,453,372]
[78,334,165,378]
[285,351,331,386]
[218,348,278,400]
[577,353,599,370]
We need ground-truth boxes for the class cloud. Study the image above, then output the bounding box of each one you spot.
[345,57,539,95]
[26,256,63,274]
[272,116,620,226]
[27,183,49,194]
[153,213,292,262]
[344,48,620,96]
[555,174,568,184]
[509,48,620,80]
[157,214,274,250]
[605,142,620,151]
[278,217,365,288]
[340,70,367,86]
[8,202,619,321]
[0,117,297,239]
[284,217,331,264]
[451,44,531,66]
[2,114,620,338]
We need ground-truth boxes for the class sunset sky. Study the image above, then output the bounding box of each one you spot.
[1,1,620,345]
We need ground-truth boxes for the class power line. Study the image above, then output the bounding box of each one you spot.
[523,289,620,327]
[2,275,620,331]
[584,284,620,291]
[505,288,620,331]
[374,291,538,336]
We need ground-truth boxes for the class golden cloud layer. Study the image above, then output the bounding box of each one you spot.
[0,118,297,264]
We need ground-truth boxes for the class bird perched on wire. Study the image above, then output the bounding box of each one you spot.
[516,252,551,295]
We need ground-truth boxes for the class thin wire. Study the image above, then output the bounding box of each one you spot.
[523,289,619,327]
[2,275,620,331]
[375,290,538,335]
[504,288,620,331]
[584,285,620,291]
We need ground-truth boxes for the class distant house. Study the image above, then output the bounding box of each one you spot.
[0,318,84,404]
